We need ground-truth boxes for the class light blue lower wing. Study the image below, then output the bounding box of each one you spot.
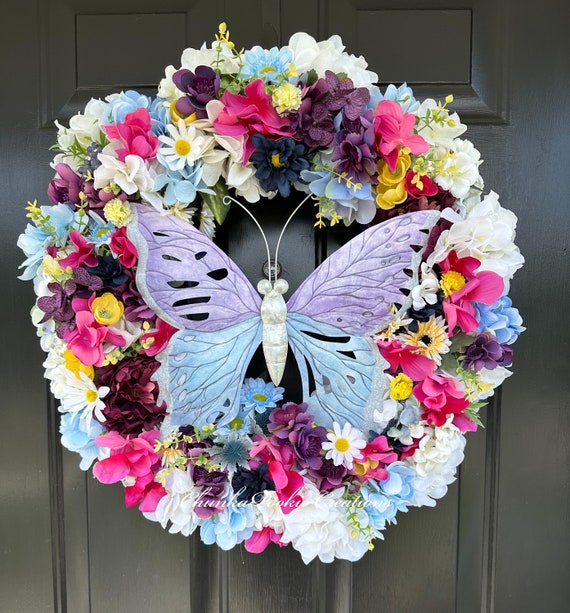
[155,317,262,429]
[287,312,384,431]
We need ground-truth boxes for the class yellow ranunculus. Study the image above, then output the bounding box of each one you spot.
[389,373,414,401]
[377,151,411,186]
[375,181,408,210]
[64,349,95,380]
[90,292,124,326]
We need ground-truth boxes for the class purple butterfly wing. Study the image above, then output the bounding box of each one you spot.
[128,204,261,331]
[286,211,440,334]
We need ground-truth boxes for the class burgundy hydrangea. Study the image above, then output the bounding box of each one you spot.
[371,187,456,227]
[96,356,166,436]
[294,79,336,148]
[37,280,76,324]
[324,70,370,121]
[191,465,228,518]
[463,332,513,371]
[120,269,156,321]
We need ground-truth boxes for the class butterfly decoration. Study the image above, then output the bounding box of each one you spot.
[127,203,440,433]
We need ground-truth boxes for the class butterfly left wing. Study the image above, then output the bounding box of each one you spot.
[286,211,440,430]
[128,204,263,430]
[156,317,262,429]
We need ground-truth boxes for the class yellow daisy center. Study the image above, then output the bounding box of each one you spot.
[253,393,268,402]
[175,139,191,156]
[440,270,467,297]
[334,437,350,453]
[85,389,98,403]
[271,153,285,168]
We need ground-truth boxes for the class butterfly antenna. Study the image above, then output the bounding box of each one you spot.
[222,195,273,283]
[274,193,314,280]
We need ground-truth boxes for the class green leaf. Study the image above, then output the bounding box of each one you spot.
[201,182,231,225]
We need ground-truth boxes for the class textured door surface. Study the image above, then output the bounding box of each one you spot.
[1,1,568,611]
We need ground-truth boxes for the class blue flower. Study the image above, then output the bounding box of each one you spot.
[240,377,284,414]
[154,164,211,205]
[361,463,416,530]
[200,504,256,550]
[59,411,103,470]
[88,212,115,247]
[210,431,252,471]
[476,296,525,345]
[378,83,419,114]
[241,46,293,84]
[250,135,309,197]
[103,90,168,135]
[17,203,79,280]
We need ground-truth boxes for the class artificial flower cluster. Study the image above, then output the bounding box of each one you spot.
[19,25,524,563]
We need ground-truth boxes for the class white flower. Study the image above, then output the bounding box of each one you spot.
[145,468,201,536]
[435,139,482,199]
[158,65,183,101]
[470,366,513,401]
[322,422,366,469]
[59,371,109,426]
[280,483,369,563]
[158,119,216,170]
[287,33,378,88]
[428,191,524,278]
[180,41,240,74]
[93,153,163,209]
[406,417,466,507]
[251,491,286,535]
[199,203,216,239]
[411,262,440,310]
[42,340,69,399]
[416,99,467,148]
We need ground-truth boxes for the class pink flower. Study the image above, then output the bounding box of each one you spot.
[268,460,304,515]
[64,298,125,366]
[58,231,98,269]
[373,100,429,172]
[93,430,165,512]
[377,339,435,381]
[245,527,285,554]
[103,108,159,162]
[213,79,294,163]
[352,435,398,481]
[440,251,504,334]
[140,317,179,357]
[413,373,469,427]
[110,227,138,267]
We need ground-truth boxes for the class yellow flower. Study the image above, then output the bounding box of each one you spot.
[64,349,94,380]
[272,82,302,114]
[389,373,414,400]
[90,292,124,325]
[169,100,197,124]
[375,151,411,210]
[103,198,133,228]
[400,317,451,365]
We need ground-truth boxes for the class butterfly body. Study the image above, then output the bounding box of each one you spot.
[258,278,290,386]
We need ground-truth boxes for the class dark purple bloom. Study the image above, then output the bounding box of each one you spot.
[120,268,156,321]
[72,267,104,295]
[268,402,309,440]
[192,465,228,518]
[48,163,84,206]
[250,135,309,197]
[307,458,348,492]
[294,79,336,148]
[87,254,128,287]
[37,280,76,323]
[463,332,513,371]
[96,356,167,436]
[324,70,370,121]
[173,66,220,119]
[332,129,377,184]
[294,422,328,469]
[231,465,275,503]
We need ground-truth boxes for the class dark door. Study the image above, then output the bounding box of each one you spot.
[1,1,568,611]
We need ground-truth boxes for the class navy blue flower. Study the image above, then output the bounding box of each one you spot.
[250,135,309,197]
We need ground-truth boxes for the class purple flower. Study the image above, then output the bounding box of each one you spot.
[120,269,156,321]
[48,164,84,206]
[192,465,228,518]
[37,280,76,323]
[294,422,328,469]
[332,129,377,184]
[463,332,513,371]
[324,70,370,121]
[295,80,336,148]
[173,66,220,119]
[307,458,348,492]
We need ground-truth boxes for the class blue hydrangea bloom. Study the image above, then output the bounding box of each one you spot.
[241,46,293,84]
[18,204,79,280]
[240,377,284,414]
[361,463,416,531]
[60,411,104,470]
[103,90,168,135]
[378,83,420,114]
[154,163,211,205]
[200,503,256,550]
[476,296,525,344]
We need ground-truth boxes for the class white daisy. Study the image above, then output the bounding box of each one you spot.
[158,119,213,171]
[322,422,366,469]
[60,371,109,426]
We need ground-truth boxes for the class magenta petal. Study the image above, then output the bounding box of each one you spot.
[467,272,504,304]
[245,528,272,553]
[453,413,478,432]
[93,456,131,484]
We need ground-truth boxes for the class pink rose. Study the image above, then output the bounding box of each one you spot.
[110,226,138,268]
[413,373,469,427]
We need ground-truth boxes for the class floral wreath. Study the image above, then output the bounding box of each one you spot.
[19,24,525,564]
